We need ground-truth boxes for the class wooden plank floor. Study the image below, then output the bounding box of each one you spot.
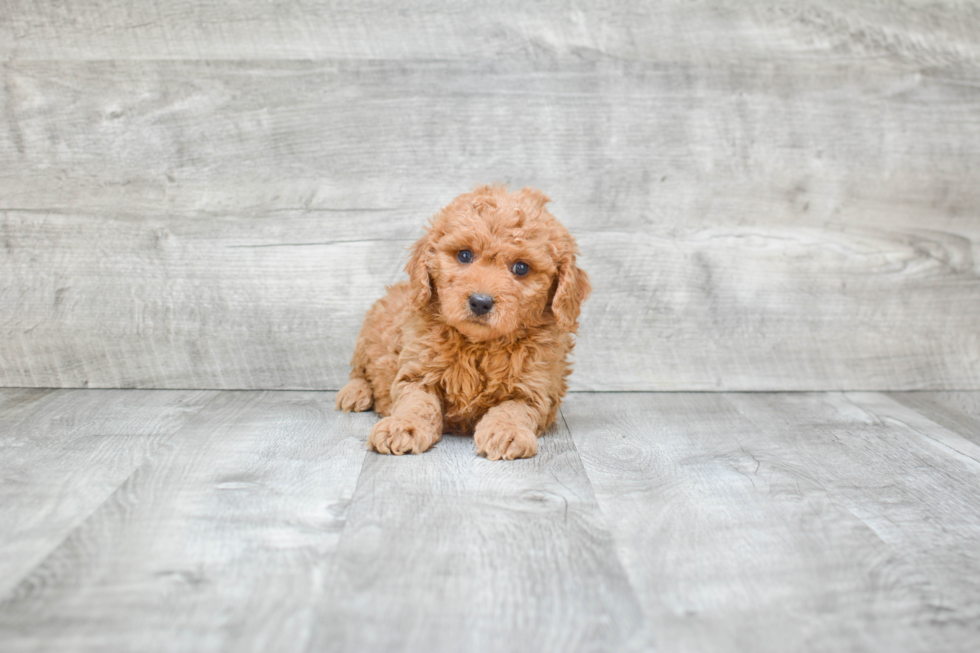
[1,389,978,652]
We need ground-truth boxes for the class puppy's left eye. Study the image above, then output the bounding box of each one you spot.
[511,261,530,277]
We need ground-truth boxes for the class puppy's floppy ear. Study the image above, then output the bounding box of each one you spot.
[406,229,434,310]
[552,250,591,332]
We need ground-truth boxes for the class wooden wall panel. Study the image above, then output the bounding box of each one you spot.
[3,1,978,64]
[3,209,978,390]
[3,59,979,218]
[1,2,979,390]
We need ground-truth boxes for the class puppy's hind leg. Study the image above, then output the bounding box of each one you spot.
[337,283,405,413]
[336,376,374,412]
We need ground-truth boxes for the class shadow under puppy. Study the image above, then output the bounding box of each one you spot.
[336,185,590,460]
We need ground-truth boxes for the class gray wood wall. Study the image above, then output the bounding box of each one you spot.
[2,1,979,391]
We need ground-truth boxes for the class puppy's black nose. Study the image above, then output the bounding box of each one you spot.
[468,293,494,316]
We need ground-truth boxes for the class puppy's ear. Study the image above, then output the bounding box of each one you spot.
[552,251,591,332]
[406,230,434,310]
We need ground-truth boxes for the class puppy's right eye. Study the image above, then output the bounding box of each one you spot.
[457,250,473,264]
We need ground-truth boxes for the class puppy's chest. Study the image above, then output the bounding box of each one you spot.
[432,346,526,413]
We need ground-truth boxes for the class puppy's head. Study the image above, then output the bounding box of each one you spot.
[407,185,590,340]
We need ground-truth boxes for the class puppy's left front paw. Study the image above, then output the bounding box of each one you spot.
[474,419,538,461]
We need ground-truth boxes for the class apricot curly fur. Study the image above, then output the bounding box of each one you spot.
[336,185,591,460]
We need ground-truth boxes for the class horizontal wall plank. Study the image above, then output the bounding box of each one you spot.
[0,210,408,390]
[2,211,978,390]
[2,1,978,64]
[578,225,980,391]
[2,59,978,217]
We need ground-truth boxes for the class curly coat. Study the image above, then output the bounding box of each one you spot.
[335,185,590,460]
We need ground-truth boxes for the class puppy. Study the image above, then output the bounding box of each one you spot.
[335,185,590,460]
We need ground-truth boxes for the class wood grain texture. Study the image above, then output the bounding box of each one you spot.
[3,2,980,391]
[0,210,408,390]
[726,392,980,650]
[3,389,980,651]
[4,59,979,216]
[845,392,980,464]
[2,0,979,63]
[0,391,368,653]
[568,391,980,652]
[309,417,646,653]
[0,388,215,598]
[889,392,980,447]
[567,392,931,651]
[3,208,978,390]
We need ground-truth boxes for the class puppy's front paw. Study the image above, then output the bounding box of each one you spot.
[474,418,538,461]
[369,415,441,455]
[336,379,373,412]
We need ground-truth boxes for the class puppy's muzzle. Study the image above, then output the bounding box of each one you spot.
[468,293,494,317]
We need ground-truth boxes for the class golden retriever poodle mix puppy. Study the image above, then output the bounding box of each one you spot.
[336,185,590,460]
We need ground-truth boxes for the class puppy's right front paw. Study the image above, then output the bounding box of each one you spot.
[369,416,441,455]
[336,379,373,412]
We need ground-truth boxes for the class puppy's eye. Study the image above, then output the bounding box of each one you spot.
[511,261,530,277]
[457,250,473,264]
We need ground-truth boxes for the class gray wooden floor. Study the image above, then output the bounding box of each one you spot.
[1,389,978,652]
